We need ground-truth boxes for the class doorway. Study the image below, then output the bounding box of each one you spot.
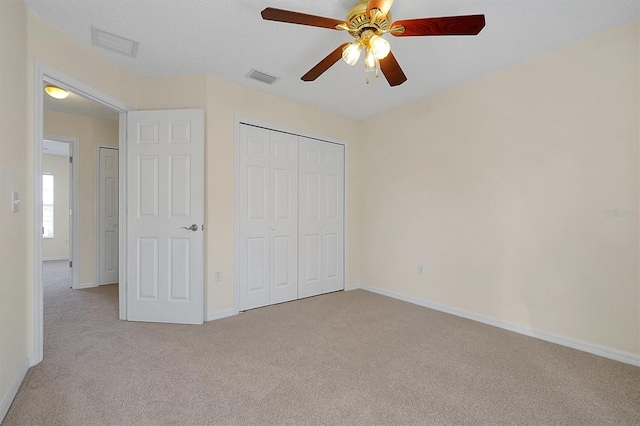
[33,63,132,365]
[42,138,78,290]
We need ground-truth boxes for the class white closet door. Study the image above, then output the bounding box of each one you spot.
[322,142,345,293]
[238,125,299,310]
[299,138,345,298]
[238,125,271,311]
[269,131,299,305]
[298,138,324,298]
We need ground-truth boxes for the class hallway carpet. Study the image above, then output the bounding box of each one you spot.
[4,261,639,425]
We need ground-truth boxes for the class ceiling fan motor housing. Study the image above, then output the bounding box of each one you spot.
[346,1,392,37]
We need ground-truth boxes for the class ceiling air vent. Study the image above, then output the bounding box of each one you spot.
[246,69,280,85]
[91,26,139,58]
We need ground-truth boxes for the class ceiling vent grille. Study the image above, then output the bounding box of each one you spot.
[91,26,139,58]
[246,69,280,85]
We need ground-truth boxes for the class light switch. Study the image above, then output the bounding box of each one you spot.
[11,191,19,213]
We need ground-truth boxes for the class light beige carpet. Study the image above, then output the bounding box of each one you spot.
[4,260,639,425]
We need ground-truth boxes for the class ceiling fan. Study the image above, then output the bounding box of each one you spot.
[261,0,486,86]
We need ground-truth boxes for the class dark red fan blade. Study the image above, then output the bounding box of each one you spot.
[391,15,486,37]
[367,0,394,17]
[379,51,407,86]
[261,7,346,30]
[302,43,350,82]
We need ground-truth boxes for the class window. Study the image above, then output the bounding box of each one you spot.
[43,174,54,239]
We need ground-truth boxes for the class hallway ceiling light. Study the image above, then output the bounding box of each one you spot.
[45,85,70,100]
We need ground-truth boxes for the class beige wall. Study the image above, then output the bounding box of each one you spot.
[138,75,362,313]
[27,13,138,110]
[44,110,119,285]
[359,20,639,355]
[24,12,139,358]
[42,154,70,260]
[0,0,29,412]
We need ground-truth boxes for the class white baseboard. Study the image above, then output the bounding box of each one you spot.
[0,356,30,423]
[345,283,363,291]
[28,352,38,367]
[358,284,640,367]
[76,282,96,289]
[43,257,68,262]
[205,309,235,322]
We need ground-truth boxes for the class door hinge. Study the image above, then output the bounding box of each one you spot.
[69,260,72,268]
[201,224,205,231]
[69,156,73,163]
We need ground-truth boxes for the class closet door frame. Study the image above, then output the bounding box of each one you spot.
[234,117,349,315]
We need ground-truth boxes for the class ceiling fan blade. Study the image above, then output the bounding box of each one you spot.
[367,0,394,17]
[379,51,407,87]
[261,7,346,30]
[391,15,486,37]
[302,43,350,82]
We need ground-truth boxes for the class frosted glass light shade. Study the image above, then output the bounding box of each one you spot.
[370,35,391,60]
[364,48,377,72]
[45,86,69,99]
[342,42,362,66]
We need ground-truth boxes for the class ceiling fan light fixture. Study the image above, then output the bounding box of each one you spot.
[342,41,363,66]
[370,35,390,59]
[261,1,485,87]
[364,47,378,72]
[44,85,70,100]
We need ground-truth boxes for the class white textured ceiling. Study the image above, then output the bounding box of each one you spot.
[44,90,119,121]
[25,0,639,120]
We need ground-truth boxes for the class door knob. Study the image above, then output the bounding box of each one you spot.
[181,224,198,231]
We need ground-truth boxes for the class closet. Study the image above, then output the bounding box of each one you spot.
[237,124,345,311]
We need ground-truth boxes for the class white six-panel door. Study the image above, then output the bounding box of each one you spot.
[269,131,299,305]
[238,124,298,311]
[298,137,345,298]
[126,109,204,324]
[99,147,119,285]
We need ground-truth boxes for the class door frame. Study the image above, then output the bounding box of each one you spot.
[94,146,119,287]
[42,136,79,290]
[33,62,133,365]
[233,116,350,315]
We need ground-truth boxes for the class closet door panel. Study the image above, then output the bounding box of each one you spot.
[238,125,271,310]
[269,131,298,304]
[322,143,345,293]
[298,138,324,298]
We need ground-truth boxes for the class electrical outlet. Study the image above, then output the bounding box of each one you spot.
[418,264,424,275]
[214,271,223,282]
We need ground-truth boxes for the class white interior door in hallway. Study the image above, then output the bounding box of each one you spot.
[237,123,345,311]
[238,125,299,311]
[126,109,205,324]
[98,147,119,285]
[298,137,345,298]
